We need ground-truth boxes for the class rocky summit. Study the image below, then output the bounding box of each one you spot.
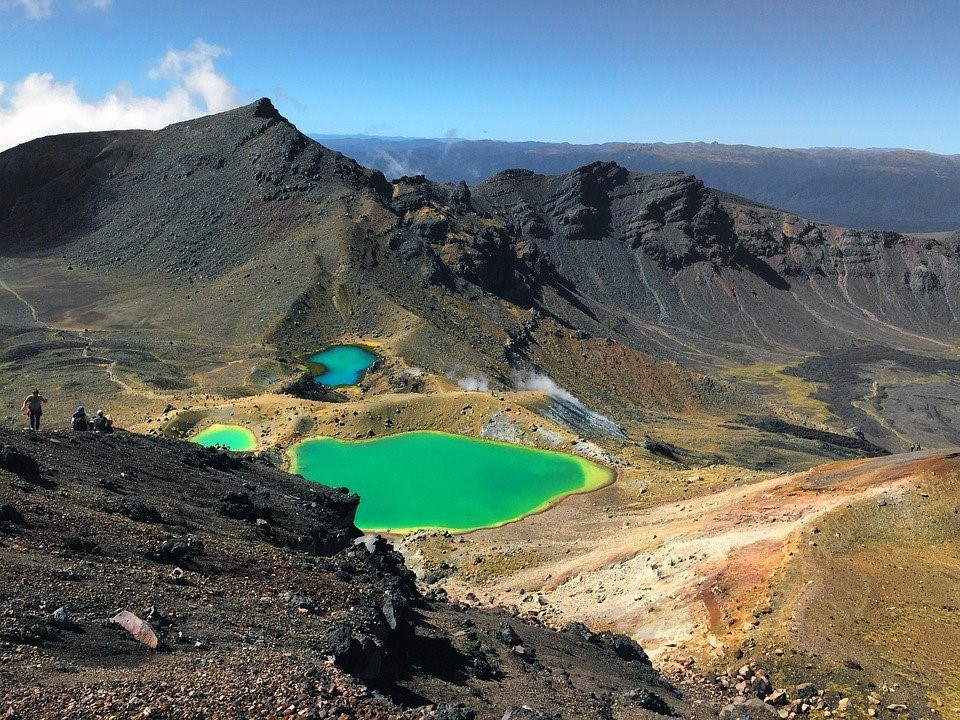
[1,100,960,718]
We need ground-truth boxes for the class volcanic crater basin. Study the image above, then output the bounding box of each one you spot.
[288,430,613,533]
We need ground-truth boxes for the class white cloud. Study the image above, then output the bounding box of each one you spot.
[148,41,236,112]
[4,0,111,17]
[12,0,53,18]
[0,40,239,152]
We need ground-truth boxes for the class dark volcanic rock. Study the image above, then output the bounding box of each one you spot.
[217,490,272,523]
[495,623,523,647]
[430,702,476,720]
[619,688,677,716]
[607,632,652,665]
[741,417,890,456]
[120,497,163,523]
[0,444,41,482]
[326,622,384,681]
[389,174,549,306]
[0,502,25,525]
[278,373,349,402]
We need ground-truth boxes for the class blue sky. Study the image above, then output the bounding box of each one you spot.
[1,0,959,153]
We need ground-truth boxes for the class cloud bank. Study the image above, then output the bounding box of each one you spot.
[0,40,238,152]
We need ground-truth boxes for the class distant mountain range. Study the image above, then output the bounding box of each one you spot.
[313,135,960,232]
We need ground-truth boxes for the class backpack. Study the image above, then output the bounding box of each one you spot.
[72,414,88,431]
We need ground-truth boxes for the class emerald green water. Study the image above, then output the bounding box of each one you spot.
[288,431,612,533]
[191,423,257,451]
[309,345,377,387]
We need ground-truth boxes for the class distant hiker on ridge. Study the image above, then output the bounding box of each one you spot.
[21,389,47,430]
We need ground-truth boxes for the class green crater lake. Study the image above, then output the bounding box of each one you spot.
[288,431,613,533]
[309,345,377,387]
[191,424,257,451]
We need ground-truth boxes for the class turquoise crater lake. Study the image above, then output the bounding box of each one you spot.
[191,424,257,452]
[288,431,613,533]
[308,345,377,387]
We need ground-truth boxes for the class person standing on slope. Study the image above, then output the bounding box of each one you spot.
[21,389,47,430]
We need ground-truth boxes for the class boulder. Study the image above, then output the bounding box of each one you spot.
[719,698,779,720]
[0,502,25,525]
[495,624,522,647]
[431,703,476,720]
[120,498,162,523]
[149,535,205,564]
[0,444,40,481]
[49,606,75,630]
[620,688,675,716]
[764,690,788,706]
[111,610,160,649]
[562,620,599,644]
[279,591,317,613]
[750,673,773,698]
[326,622,384,681]
[609,633,651,664]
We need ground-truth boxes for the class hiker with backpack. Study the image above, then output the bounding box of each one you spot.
[72,406,90,431]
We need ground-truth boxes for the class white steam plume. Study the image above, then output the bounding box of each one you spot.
[513,369,627,439]
[513,369,581,405]
[456,375,491,392]
[373,150,420,179]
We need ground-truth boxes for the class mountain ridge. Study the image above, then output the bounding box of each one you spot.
[314,134,960,232]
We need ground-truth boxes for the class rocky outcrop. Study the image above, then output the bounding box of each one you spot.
[0,444,41,483]
[388,174,551,306]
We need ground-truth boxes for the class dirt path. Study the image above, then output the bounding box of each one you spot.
[0,275,49,329]
[0,265,161,399]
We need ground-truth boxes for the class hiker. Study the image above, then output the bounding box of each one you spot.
[71,406,90,431]
[21,389,47,430]
[92,409,114,434]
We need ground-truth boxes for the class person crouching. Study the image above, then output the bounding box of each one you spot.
[71,406,89,431]
[92,410,114,433]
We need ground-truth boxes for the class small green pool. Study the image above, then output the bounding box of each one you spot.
[308,345,377,387]
[191,423,257,451]
[288,431,612,533]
